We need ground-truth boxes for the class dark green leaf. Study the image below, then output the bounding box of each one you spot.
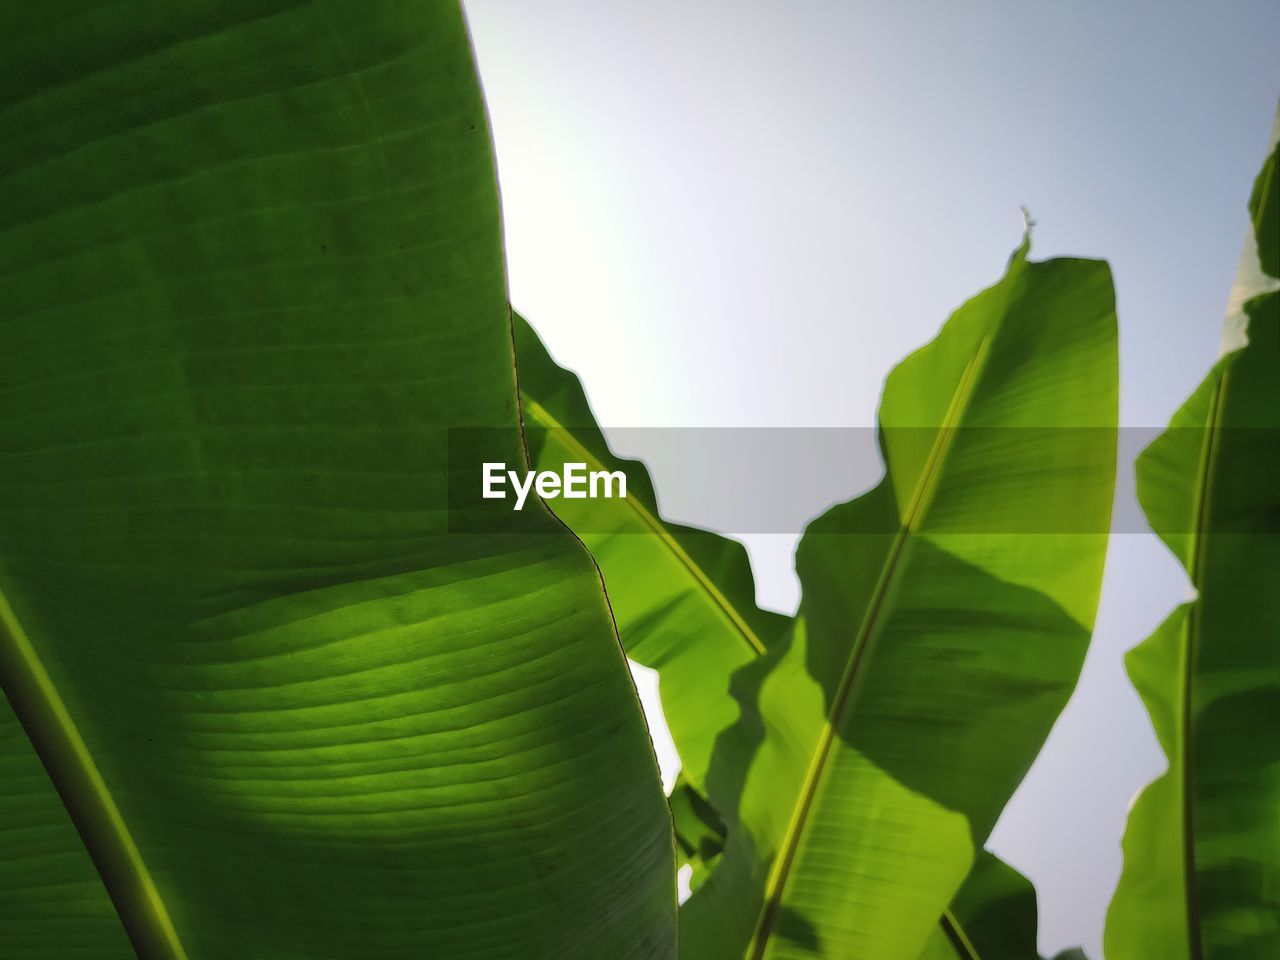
[0,3,675,957]
[1106,127,1280,960]
[1221,107,1278,353]
[917,852,1039,959]
[670,774,729,894]
[1249,141,1278,279]
[1105,291,1279,959]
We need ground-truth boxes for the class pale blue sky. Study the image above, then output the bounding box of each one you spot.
[462,2,1279,955]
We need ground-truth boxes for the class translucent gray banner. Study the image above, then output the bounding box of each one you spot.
[447,427,1277,535]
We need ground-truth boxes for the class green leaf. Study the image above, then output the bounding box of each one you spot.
[1249,141,1278,280]
[679,240,1117,959]
[670,774,729,894]
[0,3,675,958]
[513,312,789,795]
[514,258,1114,957]
[1105,291,1280,960]
[1106,126,1280,960]
[514,310,1055,959]
[1220,108,1278,353]
[918,853,1038,960]
[917,851,1071,960]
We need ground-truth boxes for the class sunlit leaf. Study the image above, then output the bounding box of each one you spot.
[0,3,675,957]
[678,240,1117,959]
[514,312,789,796]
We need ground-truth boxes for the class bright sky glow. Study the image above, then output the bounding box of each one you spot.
[463,2,1280,954]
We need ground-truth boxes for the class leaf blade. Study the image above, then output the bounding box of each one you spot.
[1107,118,1280,960]
[513,312,788,796]
[682,243,1118,959]
[1106,292,1280,959]
[0,3,676,957]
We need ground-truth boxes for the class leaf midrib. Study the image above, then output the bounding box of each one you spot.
[1178,365,1230,960]
[941,909,982,960]
[520,397,767,657]
[746,324,998,959]
[0,589,188,960]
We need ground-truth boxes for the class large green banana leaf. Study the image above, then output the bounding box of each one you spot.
[514,310,1074,955]
[0,3,675,958]
[1105,142,1280,960]
[677,240,1117,959]
[514,240,1117,957]
[513,312,790,794]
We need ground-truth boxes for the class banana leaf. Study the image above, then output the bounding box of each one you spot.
[515,309,1067,956]
[514,312,790,795]
[670,773,729,894]
[1104,139,1280,960]
[918,853,1039,960]
[676,239,1118,959]
[0,3,675,958]
[1220,110,1278,352]
[1251,140,1278,277]
[515,237,1116,956]
[515,269,1117,956]
[917,852,1091,960]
